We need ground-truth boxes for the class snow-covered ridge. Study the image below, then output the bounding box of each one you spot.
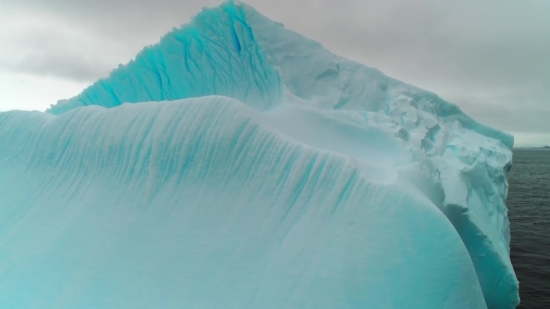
[1,1,518,308]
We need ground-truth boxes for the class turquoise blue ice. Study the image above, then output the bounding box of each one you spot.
[0,1,519,308]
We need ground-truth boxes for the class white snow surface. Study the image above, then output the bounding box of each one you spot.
[0,1,518,308]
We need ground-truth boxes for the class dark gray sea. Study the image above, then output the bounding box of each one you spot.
[508,149,550,308]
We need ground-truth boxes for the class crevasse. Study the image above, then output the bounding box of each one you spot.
[0,1,519,308]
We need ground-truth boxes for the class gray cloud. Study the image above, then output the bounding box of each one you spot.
[2,52,109,82]
[0,0,548,145]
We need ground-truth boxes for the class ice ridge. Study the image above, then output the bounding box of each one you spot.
[0,98,486,308]
[1,1,519,308]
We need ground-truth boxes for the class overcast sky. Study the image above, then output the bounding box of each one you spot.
[0,0,548,146]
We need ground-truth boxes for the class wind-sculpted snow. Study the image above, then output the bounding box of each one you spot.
[2,1,519,308]
[0,98,486,308]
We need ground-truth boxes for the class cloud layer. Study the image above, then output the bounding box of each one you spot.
[0,0,548,145]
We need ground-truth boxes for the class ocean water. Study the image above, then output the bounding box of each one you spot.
[508,149,550,308]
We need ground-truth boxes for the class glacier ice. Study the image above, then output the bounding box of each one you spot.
[0,1,519,308]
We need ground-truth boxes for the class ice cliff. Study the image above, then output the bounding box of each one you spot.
[0,1,519,308]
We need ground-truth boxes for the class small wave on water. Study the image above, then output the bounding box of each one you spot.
[508,149,550,308]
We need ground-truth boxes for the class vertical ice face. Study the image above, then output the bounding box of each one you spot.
[47,3,282,115]
[1,1,519,308]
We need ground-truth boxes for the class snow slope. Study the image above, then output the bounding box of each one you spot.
[0,1,518,308]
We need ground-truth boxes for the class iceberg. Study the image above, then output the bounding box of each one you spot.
[0,1,519,308]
